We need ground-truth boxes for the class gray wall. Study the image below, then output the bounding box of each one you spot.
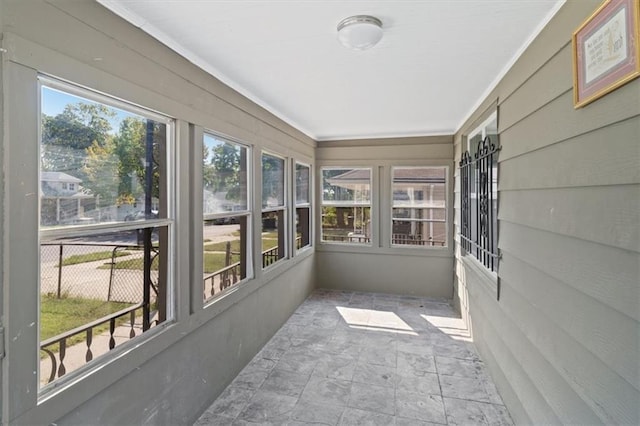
[453,1,640,424]
[1,1,315,424]
[316,137,454,298]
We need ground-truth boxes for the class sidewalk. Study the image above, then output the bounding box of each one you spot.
[40,251,153,303]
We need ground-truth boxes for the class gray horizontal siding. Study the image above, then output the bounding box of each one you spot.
[500,116,640,191]
[454,0,640,424]
[499,185,640,252]
[499,79,639,161]
[500,221,640,323]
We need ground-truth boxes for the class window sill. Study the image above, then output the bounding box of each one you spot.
[459,254,499,298]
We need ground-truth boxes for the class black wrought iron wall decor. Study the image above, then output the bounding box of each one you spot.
[459,136,501,272]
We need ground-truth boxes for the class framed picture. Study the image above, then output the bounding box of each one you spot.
[573,0,640,108]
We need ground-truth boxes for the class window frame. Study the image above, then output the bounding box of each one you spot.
[202,132,253,304]
[36,76,177,395]
[261,151,288,269]
[319,166,373,246]
[294,161,312,253]
[460,111,500,274]
[390,165,449,249]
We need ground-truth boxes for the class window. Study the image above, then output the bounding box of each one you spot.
[295,162,311,251]
[460,113,500,272]
[321,167,371,244]
[262,153,286,267]
[203,134,250,301]
[39,79,174,389]
[392,167,447,247]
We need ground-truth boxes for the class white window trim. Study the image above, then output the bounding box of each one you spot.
[261,151,288,267]
[293,161,312,254]
[319,166,373,247]
[202,132,254,304]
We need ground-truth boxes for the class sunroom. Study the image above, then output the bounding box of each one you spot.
[1,0,638,425]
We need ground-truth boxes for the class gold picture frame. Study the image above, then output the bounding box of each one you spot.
[573,0,640,108]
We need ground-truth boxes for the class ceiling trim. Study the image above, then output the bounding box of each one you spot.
[315,129,455,142]
[96,0,318,140]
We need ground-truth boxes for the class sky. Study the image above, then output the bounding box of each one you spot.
[42,86,139,134]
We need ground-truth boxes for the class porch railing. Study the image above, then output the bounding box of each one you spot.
[203,261,241,300]
[262,246,280,268]
[322,234,371,243]
[391,234,445,246]
[40,303,145,385]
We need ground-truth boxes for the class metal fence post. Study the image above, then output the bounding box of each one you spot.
[57,244,63,299]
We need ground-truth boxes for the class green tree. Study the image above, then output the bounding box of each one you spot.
[210,143,241,200]
[82,117,162,208]
[112,117,146,204]
[41,103,115,179]
[203,143,215,190]
[83,140,118,205]
[262,155,283,207]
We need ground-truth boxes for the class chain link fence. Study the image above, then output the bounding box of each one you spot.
[40,243,158,304]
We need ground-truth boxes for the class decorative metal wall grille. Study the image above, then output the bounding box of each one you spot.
[459,136,500,272]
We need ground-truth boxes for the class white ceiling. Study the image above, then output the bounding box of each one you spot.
[98,0,564,141]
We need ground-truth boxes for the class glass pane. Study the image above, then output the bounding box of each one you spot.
[262,211,285,267]
[203,134,248,214]
[468,133,483,158]
[262,154,285,208]
[322,168,371,204]
[295,163,310,205]
[392,209,447,247]
[392,167,446,208]
[39,226,169,387]
[296,207,311,250]
[321,206,371,244]
[392,167,447,247]
[41,86,167,228]
[203,216,247,302]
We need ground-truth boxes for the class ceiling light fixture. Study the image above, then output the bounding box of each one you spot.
[337,15,383,50]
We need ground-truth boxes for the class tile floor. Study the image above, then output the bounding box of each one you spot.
[194,289,513,425]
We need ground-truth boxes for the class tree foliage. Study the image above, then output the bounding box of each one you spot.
[43,101,163,207]
[42,103,114,149]
[262,154,283,207]
[41,103,115,179]
[205,141,243,201]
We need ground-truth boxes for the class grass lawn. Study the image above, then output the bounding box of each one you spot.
[261,238,278,251]
[106,237,277,273]
[60,250,130,267]
[98,255,159,270]
[204,239,240,252]
[204,252,239,273]
[204,236,278,252]
[40,295,133,345]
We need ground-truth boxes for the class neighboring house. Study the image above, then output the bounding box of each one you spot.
[40,171,82,196]
[40,171,93,225]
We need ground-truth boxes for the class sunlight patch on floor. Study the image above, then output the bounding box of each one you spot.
[336,307,418,336]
